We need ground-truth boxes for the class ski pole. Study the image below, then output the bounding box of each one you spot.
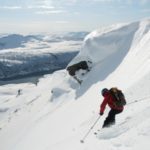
[80,115,101,143]
[127,95,150,105]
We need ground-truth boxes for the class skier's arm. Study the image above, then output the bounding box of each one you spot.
[100,98,107,114]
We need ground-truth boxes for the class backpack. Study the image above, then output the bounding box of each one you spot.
[109,87,126,107]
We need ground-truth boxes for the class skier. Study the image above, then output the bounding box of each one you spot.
[16,89,22,97]
[99,88,124,128]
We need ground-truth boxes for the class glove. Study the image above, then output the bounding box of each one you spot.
[99,112,103,116]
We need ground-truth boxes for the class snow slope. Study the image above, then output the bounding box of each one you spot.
[0,19,150,150]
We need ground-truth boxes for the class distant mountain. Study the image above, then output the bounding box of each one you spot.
[0,32,89,80]
[0,32,89,50]
[0,34,37,50]
[0,51,78,80]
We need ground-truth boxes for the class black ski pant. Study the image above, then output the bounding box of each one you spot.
[102,109,123,128]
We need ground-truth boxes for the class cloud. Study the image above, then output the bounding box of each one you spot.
[36,10,66,14]
[93,0,118,2]
[26,0,65,15]
[27,5,55,9]
[140,0,150,4]
[34,0,77,7]
[125,0,150,5]
[35,0,53,5]
[0,6,22,10]
[26,0,55,9]
[55,21,69,24]
[141,8,150,13]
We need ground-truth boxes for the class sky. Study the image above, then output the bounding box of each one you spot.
[0,0,150,34]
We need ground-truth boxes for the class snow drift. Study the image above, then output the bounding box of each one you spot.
[0,19,150,150]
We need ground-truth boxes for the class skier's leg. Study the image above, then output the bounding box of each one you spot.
[102,109,123,128]
[102,109,115,128]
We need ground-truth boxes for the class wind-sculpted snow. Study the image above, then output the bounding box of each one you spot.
[71,22,139,64]
[69,19,150,97]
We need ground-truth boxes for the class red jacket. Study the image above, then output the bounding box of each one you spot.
[100,92,124,114]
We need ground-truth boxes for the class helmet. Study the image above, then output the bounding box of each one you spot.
[101,88,109,96]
